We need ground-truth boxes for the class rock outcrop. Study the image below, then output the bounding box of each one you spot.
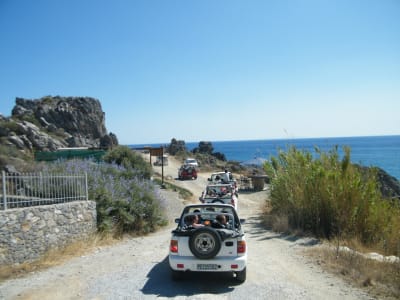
[10,96,117,149]
[0,96,118,164]
[353,164,399,200]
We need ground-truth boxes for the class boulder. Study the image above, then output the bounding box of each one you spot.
[356,164,400,200]
[100,132,119,149]
[13,121,65,151]
[4,164,19,174]
[376,168,400,199]
[7,135,25,149]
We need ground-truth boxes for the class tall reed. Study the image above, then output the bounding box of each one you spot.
[264,146,400,255]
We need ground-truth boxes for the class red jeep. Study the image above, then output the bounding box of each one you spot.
[178,165,197,180]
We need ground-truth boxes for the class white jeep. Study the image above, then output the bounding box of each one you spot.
[168,204,247,282]
[208,171,239,195]
[199,184,238,211]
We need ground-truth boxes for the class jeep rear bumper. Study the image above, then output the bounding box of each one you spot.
[169,254,247,272]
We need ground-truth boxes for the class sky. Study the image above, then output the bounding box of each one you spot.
[0,0,399,144]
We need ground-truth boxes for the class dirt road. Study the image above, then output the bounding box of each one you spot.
[0,156,373,299]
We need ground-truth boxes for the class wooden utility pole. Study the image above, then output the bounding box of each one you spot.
[149,147,165,188]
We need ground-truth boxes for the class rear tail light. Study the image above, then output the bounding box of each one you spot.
[231,198,235,207]
[237,240,246,253]
[170,240,178,253]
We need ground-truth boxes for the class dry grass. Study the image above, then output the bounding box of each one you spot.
[263,213,290,233]
[261,201,292,233]
[307,242,400,299]
[0,233,120,283]
[263,200,400,299]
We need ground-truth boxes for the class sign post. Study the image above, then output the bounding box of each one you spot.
[149,147,165,188]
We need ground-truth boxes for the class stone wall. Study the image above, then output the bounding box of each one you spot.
[0,201,97,265]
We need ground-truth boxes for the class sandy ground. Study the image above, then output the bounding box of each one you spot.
[0,155,375,299]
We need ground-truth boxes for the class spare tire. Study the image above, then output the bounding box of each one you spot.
[189,227,222,259]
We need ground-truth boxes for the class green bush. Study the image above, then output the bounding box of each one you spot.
[0,120,23,135]
[167,138,187,155]
[41,157,167,236]
[264,146,400,255]
[14,114,42,128]
[103,145,152,179]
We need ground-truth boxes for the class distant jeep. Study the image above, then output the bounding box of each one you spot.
[208,171,238,195]
[178,165,197,180]
[153,155,168,166]
[199,184,238,211]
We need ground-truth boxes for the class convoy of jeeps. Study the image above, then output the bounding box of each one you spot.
[169,164,247,282]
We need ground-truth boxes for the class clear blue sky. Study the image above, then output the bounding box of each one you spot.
[0,0,399,144]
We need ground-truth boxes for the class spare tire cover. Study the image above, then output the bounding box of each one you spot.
[189,227,222,259]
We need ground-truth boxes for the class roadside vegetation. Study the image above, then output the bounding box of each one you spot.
[152,177,193,201]
[263,146,400,297]
[39,146,168,236]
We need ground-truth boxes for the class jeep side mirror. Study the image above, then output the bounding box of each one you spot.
[175,218,180,224]
[240,218,246,224]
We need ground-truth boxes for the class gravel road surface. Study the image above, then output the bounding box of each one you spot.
[0,156,374,300]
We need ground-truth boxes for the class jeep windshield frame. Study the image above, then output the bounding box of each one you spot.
[176,204,241,230]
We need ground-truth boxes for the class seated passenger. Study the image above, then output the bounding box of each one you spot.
[207,188,217,197]
[185,214,204,228]
[220,186,229,196]
[213,214,228,228]
[193,209,203,223]
[222,170,230,183]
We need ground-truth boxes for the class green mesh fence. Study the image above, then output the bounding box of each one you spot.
[35,149,106,161]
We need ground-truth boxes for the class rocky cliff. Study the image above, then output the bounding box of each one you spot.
[0,96,118,169]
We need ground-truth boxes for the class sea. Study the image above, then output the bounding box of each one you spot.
[130,135,400,180]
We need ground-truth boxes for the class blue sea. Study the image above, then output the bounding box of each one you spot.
[130,135,400,180]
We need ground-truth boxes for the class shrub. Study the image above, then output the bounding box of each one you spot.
[264,146,400,255]
[102,145,152,179]
[14,114,42,128]
[0,142,34,171]
[40,158,167,236]
[212,152,226,161]
[192,141,213,155]
[167,138,187,155]
[0,120,23,135]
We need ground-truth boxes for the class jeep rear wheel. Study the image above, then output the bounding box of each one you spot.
[189,227,221,259]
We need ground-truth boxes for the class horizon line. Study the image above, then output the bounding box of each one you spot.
[125,134,400,146]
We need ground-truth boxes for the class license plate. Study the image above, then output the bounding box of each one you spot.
[197,264,219,270]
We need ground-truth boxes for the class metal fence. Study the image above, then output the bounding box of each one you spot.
[1,171,88,210]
